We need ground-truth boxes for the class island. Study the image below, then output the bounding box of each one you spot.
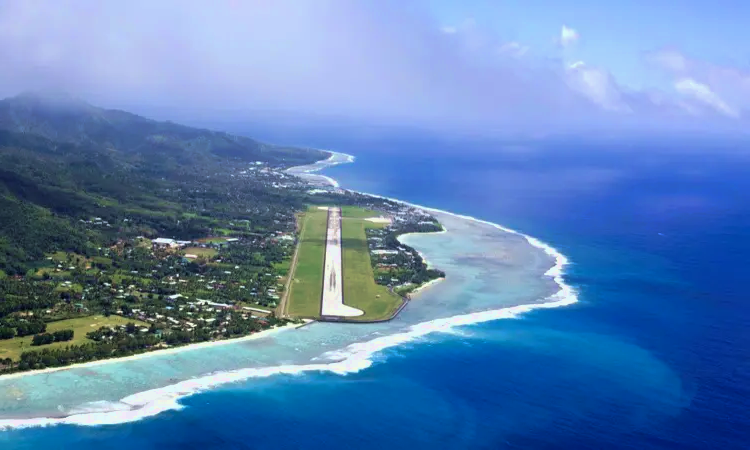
[0,93,444,375]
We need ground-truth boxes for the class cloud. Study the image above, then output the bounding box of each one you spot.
[649,49,749,119]
[566,62,632,112]
[559,25,580,47]
[0,1,744,136]
[498,42,529,57]
[648,49,689,73]
[673,78,739,117]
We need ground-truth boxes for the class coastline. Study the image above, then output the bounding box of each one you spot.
[395,228,448,297]
[317,151,574,303]
[0,149,577,430]
[0,323,300,382]
[408,277,444,297]
[397,228,447,271]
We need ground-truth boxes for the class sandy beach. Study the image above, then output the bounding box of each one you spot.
[409,277,445,297]
[0,150,575,429]
[395,226,448,297]
[0,322,301,382]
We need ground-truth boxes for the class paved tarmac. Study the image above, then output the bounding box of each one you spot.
[320,207,363,317]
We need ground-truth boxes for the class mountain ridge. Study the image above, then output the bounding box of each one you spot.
[0,92,326,275]
[0,92,326,166]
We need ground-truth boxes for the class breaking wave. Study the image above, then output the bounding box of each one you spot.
[0,150,577,431]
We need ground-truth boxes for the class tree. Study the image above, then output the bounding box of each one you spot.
[16,321,46,337]
[52,329,74,342]
[0,327,15,340]
[31,333,54,346]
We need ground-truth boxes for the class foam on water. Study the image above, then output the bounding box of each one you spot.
[285,151,356,188]
[0,150,577,431]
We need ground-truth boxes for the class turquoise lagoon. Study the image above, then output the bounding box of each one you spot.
[0,154,568,429]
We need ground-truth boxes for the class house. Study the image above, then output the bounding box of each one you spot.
[153,238,177,247]
[372,249,399,255]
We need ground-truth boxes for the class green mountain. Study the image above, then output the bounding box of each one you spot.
[0,92,324,168]
[0,93,326,275]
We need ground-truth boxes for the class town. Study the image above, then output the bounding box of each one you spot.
[0,156,444,373]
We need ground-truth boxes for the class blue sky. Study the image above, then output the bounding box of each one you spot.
[426,0,749,90]
[0,0,747,136]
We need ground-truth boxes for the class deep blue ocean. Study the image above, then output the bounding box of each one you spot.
[3,136,750,449]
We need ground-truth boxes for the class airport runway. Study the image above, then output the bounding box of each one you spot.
[320,207,363,317]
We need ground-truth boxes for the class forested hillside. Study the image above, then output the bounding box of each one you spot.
[0,92,324,170]
[0,93,326,275]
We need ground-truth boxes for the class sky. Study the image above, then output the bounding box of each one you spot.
[0,0,748,137]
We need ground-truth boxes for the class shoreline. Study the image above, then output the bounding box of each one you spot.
[395,229,448,298]
[397,228,448,271]
[311,150,575,311]
[408,277,444,297]
[0,323,300,382]
[0,150,577,430]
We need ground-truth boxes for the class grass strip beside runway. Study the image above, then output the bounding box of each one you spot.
[287,207,328,317]
[341,209,402,320]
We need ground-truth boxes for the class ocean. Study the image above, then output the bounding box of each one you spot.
[2,135,749,449]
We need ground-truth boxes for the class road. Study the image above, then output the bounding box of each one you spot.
[276,232,300,318]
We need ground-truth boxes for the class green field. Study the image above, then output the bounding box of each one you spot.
[182,247,218,258]
[273,259,292,277]
[287,206,401,320]
[196,237,228,244]
[341,208,402,320]
[0,315,147,361]
[341,206,381,219]
[287,207,328,317]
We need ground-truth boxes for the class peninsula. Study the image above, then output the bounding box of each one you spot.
[0,93,444,376]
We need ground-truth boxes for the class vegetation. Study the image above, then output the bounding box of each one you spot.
[182,247,218,259]
[287,207,327,317]
[0,93,325,275]
[341,211,403,320]
[0,315,141,362]
[340,206,381,219]
[0,92,446,373]
[31,329,74,346]
[285,205,444,321]
[0,93,324,374]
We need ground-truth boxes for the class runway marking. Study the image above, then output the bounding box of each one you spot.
[320,207,363,317]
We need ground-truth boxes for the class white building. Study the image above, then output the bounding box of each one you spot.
[372,249,400,255]
[153,238,176,247]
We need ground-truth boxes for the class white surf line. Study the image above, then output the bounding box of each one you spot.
[285,151,355,188]
[306,150,576,310]
[0,293,577,431]
[0,150,578,431]
[320,206,363,317]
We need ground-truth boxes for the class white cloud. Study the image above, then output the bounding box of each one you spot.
[674,78,738,117]
[568,61,585,70]
[650,49,748,119]
[566,61,632,112]
[498,41,529,57]
[560,25,580,47]
[0,2,744,136]
[648,49,689,73]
